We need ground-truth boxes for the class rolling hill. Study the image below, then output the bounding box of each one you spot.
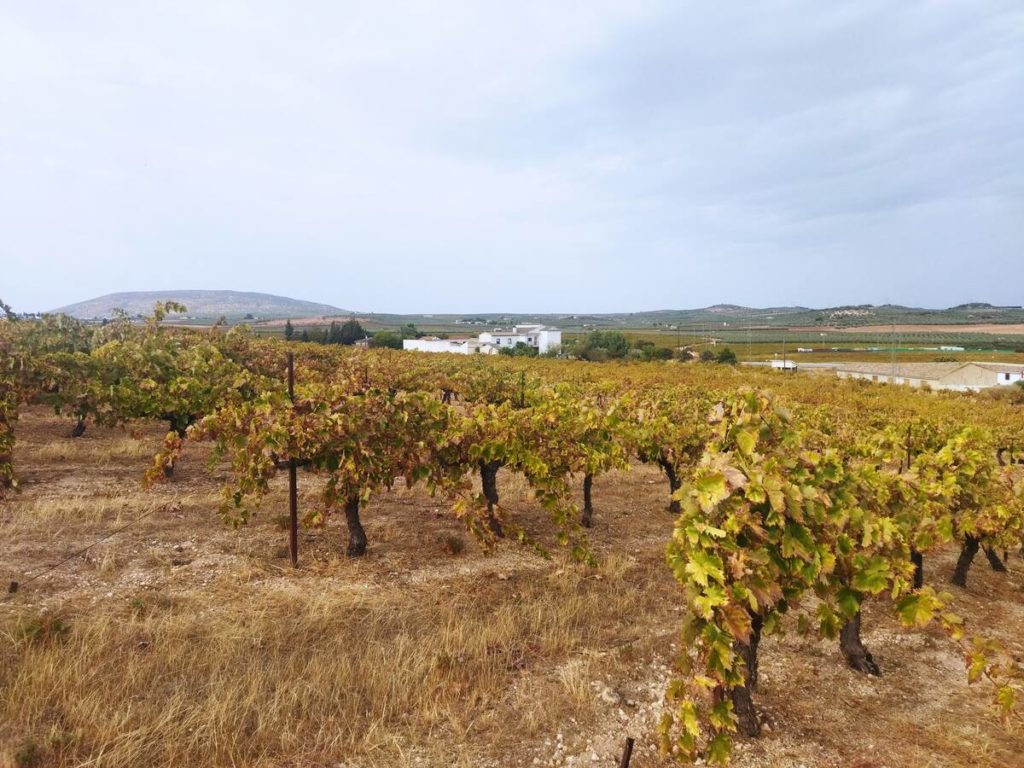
[48,292,1024,333]
[52,291,348,321]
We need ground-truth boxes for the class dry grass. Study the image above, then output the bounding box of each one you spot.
[1,569,637,768]
[2,407,1024,768]
[8,495,132,526]
[27,435,156,465]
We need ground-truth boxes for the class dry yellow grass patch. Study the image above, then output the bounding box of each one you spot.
[27,435,157,465]
[0,564,643,768]
[10,495,124,526]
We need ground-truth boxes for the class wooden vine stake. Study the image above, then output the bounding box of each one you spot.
[617,736,634,768]
[288,351,299,568]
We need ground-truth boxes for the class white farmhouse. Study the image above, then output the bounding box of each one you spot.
[477,324,562,354]
[402,337,499,355]
[835,362,1024,392]
[404,324,562,355]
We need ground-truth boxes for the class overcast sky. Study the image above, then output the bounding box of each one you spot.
[1,1,1021,313]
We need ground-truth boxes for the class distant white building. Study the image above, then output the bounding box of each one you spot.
[835,362,1024,392]
[402,337,499,355]
[770,359,798,371]
[478,324,562,354]
[405,324,561,355]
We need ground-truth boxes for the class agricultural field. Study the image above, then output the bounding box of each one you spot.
[6,1,1022,766]
[243,319,1024,365]
[3,309,1024,767]
[220,300,1024,363]
[3,407,1024,768]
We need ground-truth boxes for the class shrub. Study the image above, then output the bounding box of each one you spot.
[715,347,738,365]
[499,342,538,357]
[369,331,403,350]
[14,740,43,768]
[542,344,563,358]
[442,534,466,555]
[577,331,630,361]
[17,615,71,648]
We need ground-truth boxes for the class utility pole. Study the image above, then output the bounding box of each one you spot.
[746,308,752,361]
[890,311,897,380]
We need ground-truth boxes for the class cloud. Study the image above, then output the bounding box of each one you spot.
[0,1,1020,312]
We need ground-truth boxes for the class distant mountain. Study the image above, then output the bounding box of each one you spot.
[47,293,1024,329]
[949,302,1022,311]
[52,290,347,320]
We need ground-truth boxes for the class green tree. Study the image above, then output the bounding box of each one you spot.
[369,331,402,349]
[715,347,738,365]
[630,339,673,361]
[577,331,630,361]
[339,319,365,346]
[284,319,294,341]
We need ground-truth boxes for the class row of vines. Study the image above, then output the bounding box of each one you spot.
[2,302,1024,762]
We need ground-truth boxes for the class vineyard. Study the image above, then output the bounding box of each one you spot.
[2,305,1024,767]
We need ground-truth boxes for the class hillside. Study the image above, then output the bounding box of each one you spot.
[52,291,347,321]
[357,303,1024,333]
[48,293,1024,331]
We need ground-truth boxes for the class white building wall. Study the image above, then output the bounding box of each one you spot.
[413,326,562,355]
[835,369,982,392]
[537,329,561,354]
[479,326,561,353]
[403,339,475,355]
